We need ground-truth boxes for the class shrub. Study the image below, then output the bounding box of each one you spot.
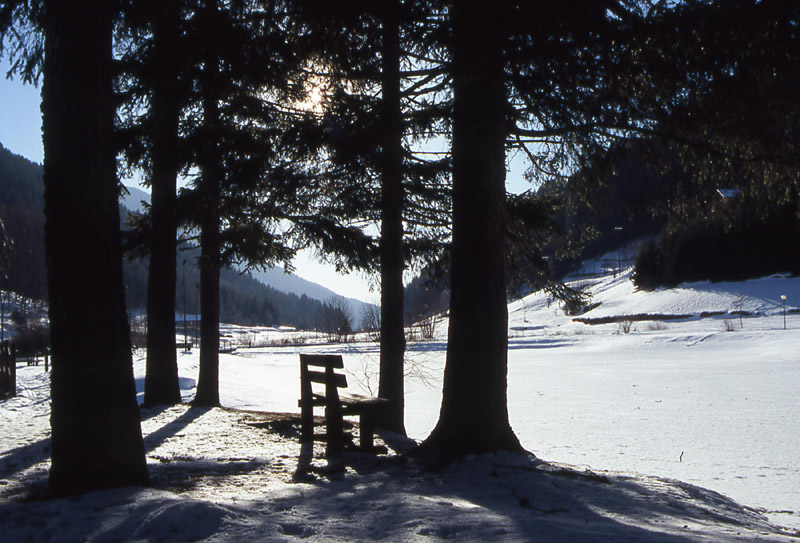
[419,315,437,340]
[14,324,49,357]
[723,320,737,332]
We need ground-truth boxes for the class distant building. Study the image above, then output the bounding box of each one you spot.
[713,188,740,214]
[716,188,740,200]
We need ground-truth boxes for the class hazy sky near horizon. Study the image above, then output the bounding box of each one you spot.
[0,58,535,303]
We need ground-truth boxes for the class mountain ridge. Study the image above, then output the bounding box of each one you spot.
[0,143,373,328]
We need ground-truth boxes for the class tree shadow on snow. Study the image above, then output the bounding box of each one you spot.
[276,450,785,542]
[0,437,50,482]
[142,406,272,491]
[141,405,211,454]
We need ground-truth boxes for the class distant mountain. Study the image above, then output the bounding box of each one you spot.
[0,145,369,329]
[116,185,376,326]
[249,267,375,325]
[119,186,373,320]
[121,185,150,214]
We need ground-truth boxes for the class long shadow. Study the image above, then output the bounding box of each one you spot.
[138,403,172,422]
[147,456,268,493]
[141,406,211,454]
[0,437,50,480]
[0,405,208,488]
[3,418,789,541]
[141,405,270,492]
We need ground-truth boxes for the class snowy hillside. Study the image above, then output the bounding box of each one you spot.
[2,268,800,541]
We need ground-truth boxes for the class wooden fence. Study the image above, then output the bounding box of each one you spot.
[0,340,15,399]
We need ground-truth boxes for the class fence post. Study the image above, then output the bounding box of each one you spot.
[10,341,15,398]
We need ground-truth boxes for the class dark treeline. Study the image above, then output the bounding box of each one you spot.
[218,267,325,329]
[0,143,46,301]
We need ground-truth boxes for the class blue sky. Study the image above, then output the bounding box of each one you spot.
[0,58,43,164]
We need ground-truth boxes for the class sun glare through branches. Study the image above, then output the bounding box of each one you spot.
[296,75,328,114]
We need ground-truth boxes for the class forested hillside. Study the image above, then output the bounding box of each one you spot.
[0,144,46,300]
[0,143,331,328]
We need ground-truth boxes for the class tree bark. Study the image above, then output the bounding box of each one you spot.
[194,210,221,406]
[143,0,182,406]
[421,0,522,457]
[377,0,407,436]
[193,0,222,407]
[43,0,148,495]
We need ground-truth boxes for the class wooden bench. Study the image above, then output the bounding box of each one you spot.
[298,354,389,454]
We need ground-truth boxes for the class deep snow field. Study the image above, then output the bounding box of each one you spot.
[2,269,800,542]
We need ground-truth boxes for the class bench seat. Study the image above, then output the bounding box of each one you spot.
[298,354,389,454]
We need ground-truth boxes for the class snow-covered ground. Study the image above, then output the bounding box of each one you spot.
[2,270,800,541]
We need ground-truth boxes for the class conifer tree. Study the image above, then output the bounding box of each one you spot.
[291,1,450,434]
[420,0,797,458]
[115,0,187,406]
[141,0,184,406]
[377,0,406,435]
[192,0,224,407]
[40,0,148,495]
[183,0,299,405]
[421,0,522,456]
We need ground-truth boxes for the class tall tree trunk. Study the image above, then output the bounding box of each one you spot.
[422,0,521,457]
[143,0,182,406]
[193,0,222,407]
[377,0,407,435]
[43,0,148,495]
[194,207,221,406]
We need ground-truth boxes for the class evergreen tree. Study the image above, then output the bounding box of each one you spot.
[116,0,186,406]
[192,0,224,407]
[420,0,797,458]
[181,0,300,405]
[292,1,450,434]
[40,0,148,495]
[377,0,407,435]
[421,0,522,457]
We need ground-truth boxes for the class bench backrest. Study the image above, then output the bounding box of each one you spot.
[299,354,348,407]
